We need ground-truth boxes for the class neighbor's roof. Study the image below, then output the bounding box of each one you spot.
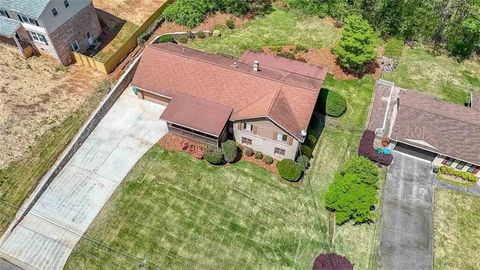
[392,88,480,165]
[0,16,20,37]
[473,92,480,112]
[160,94,233,136]
[0,0,51,18]
[132,43,326,141]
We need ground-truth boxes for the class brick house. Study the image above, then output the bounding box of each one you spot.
[368,80,480,177]
[0,0,101,65]
[131,43,328,160]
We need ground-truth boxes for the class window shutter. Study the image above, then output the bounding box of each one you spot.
[272,132,277,140]
[253,126,257,134]
[287,137,293,145]
[237,122,242,130]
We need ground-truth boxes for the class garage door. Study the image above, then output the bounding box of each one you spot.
[142,91,170,106]
[394,142,437,162]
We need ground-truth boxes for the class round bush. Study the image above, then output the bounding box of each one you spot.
[297,155,310,170]
[196,31,206,38]
[263,155,274,165]
[254,151,263,160]
[306,134,317,148]
[244,147,254,157]
[301,145,313,158]
[212,30,221,37]
[313,253,353,270]
[177,35,188,43]
[226,18,235,29]
[277,159,303,182]
[319,89,347,117]
[221,140,239,163]
[204,146,225,165]
[157,34,175,43]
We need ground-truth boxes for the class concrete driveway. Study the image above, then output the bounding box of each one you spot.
[0,90,167,270]
[379,152,435,270]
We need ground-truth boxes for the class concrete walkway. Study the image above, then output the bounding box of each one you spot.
[380,152,435,270]
[0,90,167,270]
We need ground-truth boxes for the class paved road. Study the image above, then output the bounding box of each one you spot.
[0,259,21,270]
[0,90,167,270]
[379,152,435,270]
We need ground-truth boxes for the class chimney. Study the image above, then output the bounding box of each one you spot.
[253,60,259,71]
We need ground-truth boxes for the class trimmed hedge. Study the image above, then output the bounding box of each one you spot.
[157,34,175,43]
[244,147,254,157]
[204,146,225,165]
[297,155,310,170]
[320,89,347,117]
[358,130,393,165]
[277,159,303,182]
[439,166,478,182]
[221,140,239,163]
[263,155,274,165]
[254,151,263,160]
[301,145,313,158]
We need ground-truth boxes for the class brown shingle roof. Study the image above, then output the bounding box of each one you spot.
[132,43,325,141]
[473,92,480,111]
[392,88,480,165]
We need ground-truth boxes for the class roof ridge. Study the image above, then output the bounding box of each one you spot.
[149,44,320,92]
[401,103,480,128]
[234,91,276,115]
[266,89,281,114]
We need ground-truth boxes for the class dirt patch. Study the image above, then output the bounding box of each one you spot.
[93,0,168,26]
[263,46,382,80]
[0,45,106,168]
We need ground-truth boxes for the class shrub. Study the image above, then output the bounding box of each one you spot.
[277,159,303,182]
[226,18,235,29]
[162,0,208,28]
[196,31,206,38]
[244,147,254,157]
[358,130,393,166]
[301,145,313,158]
[177,35,189,43]
[297,155,310,170]
[276,51,296,60]
[342,156,379,186]
[306,134,317,148]
[212,30,221,37]
[293,44,309,53]
[157,34,175,43]
[221,140,239,163]
[439,166,478,182]
[263,155,274,165]
[318,89,347,117]
[384,37,404,59]
[254,151,263,160]
[271,46,283,52]
[313,253,354,270]
[204,146,225,165]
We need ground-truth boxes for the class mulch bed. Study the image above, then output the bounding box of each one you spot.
[158,133,278,174]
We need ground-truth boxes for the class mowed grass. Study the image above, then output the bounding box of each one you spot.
[190,9,340,57]
[383,47,480,104]
[434,189,480,270]
[65,148,326,269]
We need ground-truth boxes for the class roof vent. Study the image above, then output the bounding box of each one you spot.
[233,62,237,68]
[300,130,307,138]
[253,60,260,72]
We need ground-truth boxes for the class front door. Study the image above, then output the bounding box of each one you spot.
[86,31,94,46]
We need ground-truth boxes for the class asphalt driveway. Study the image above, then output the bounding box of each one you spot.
[379,152,435,270]
[0,90,167,270]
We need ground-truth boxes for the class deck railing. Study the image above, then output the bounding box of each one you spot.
[169,125,218,146]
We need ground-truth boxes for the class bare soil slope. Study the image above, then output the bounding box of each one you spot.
[93,0,168,25]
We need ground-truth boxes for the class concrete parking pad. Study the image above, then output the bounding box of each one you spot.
[380,152,435,270]
[0,91,167,270]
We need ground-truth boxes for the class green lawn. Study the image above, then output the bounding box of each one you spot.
[383,47,480,104]
[434,189,480,270]
[0,81,110,235]
[190,9,340,57]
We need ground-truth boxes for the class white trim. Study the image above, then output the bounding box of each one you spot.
[233,116,303,142]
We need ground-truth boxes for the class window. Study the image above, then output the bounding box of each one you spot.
[18,14,39,26]
[456,161,466,170]
[52,8,58,16]
[467,166,480,174]
[274,147,286,157]
[441,157,454,166]
[64,0,70,8]
[241,137,252,146]
[276,133,288,142]
[0,10,10,18]
[69,41,80,52]
[28,31,48,45]
[242,123,253,132]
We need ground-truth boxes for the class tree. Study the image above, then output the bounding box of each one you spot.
[333,15,379,72]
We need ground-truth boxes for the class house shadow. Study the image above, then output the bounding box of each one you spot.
[83,9,128,56]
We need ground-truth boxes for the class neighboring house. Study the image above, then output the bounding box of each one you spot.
[0,0,101,65]
[131,43,328,160]
[368,80,480,177]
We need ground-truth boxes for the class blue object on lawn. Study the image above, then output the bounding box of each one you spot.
[383,148,392,155]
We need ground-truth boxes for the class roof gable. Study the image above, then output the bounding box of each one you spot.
[0,0,51,18]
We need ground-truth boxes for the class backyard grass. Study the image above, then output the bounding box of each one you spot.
[383,47,480,104]
[434,189,480,270]
[190,9,340,57]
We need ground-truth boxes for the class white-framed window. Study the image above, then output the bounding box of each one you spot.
[242,123,253,132]
[69,41,80,52]
[64,0,70,8]
[28,31,48,45]
[52,8,58,16]
[18,14,39,26]
[276,133,288,142]
[456,161,466,170]
[467,166,479,174]
[0,10,10,18]
[274,147,286,157]
[241,137,252,146]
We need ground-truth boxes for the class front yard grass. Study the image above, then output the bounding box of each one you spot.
[434,188,480,270]
[190,9,340,57]
[382,47,480,105]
